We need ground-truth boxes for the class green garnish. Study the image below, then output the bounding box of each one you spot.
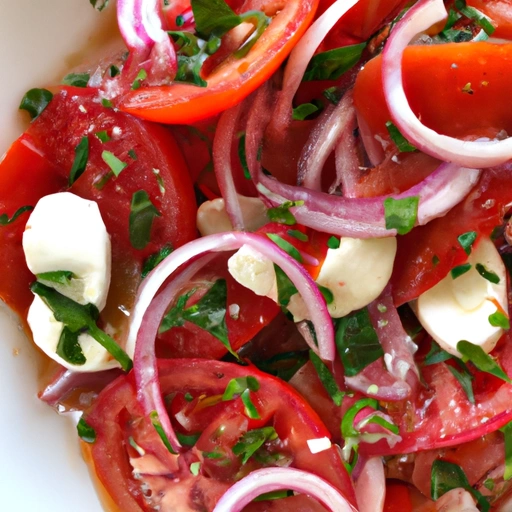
[385,121,417,152]
[383,196,419,235]
[19,88,53,120]
[266,201,304,226]
[77,417,96,443]
[303,43,366,81]
[69,136,89,186]
[457,231,477,255]
[129,190,161,250]
[451,263,472,279]
[475,263,500,284]
[0,205,33,226]
[102,151,128,177]
[62,73,90,88]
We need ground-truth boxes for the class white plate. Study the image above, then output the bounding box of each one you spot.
[0,1,120,510]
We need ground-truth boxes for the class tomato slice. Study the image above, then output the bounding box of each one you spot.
[353,42,512,148]
[466,0,512,39]
[0,87,197,338]
[119,0,319,124]
[85,359,356,511]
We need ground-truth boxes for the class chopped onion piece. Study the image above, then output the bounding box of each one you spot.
[382,0,512,167]
[307,437,332,454]
[212,467,357,512]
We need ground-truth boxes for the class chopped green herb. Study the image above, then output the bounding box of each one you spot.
[292,102,320,121]
[223,376,260,419]
[169,31,210,87]
[253,351,308,382]
[274,265,298,308]
[240,389,261,419]
[317,284,334,304]
[447,364,475,404]
[184,392,194,402]
[90,0,109,11]
[131,68,148,90]
[341,398,379,439]
[383,196,419,235]
[95,130,110,143]
[323,86,341,105]
[432,254,440,266]
[56,327,86,366]
[309,350,344,406]
[0,205,33,226]
[233,427,278,464]
[457,231,477,255]
[266,201,304,226]
[62,72,90,88]
[101,98,113,108]
[176,431,200,447]
[254,490,293,502]
[77,417,96,443]
[109,64,120,77]
[176,15,185,26]
[141,245,173,278]
[327,236,340,249]
[150,411,177,454]
[129,190,162,250]
[102,150,128,177]
[424,341,452,365]
[336,308,384,377]
[484,478,495,491]
[385,121,417,152]
[457,340,511,383]
[489,310,510,330]
[287,229,308,242]
[431,459,490,511]
[69,136,89,186]
[451,263,472,279]
[31,282,132,371]
[475,263,500,284]
[190,461,201,475]
[266,233,303,262]
[455,0,495,36]
[152,168,166,194]
[159,289,194,331]
[500,421,512,480]
[36,270,75,286]
[19,88,53,120]
[237,133,251,179]
[303,43,366,81]
[128,149,138,160]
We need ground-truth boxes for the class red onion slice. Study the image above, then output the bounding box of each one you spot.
[382,0,512,167]
[117,0,176,82]
[212,467,357,512]
[256,162,480,237]
[271,0,361,132]
[355,457,386,512]
[213,103,246,231]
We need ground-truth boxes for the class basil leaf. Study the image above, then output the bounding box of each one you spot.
[303,43,366,81]
[431,460,490,511]
[457,340,511,383]
[500,421,512,481]
[447,364,475,404]
[62,72,90,88]
[424,341,452,365]
[457,231,477,255]
[150,411,177,454]
[69,136,89,186]
[335,308,383,377]
[142,245,173,278]
[489,311,510,330]
[159,289,195,332]
[287,230,308,242]
[451,263,472,279]
[266,233,303,262]
[385,121,417,152]
[31,282,132,371]
[292,103,320,121]
[191,0,241,38]
[56,327,86,365]
[102,150,127,177]
[273,264,298,308]
[90,0,109,11]
[169,31,211,87]
[266,201,304,226]
[222,376,260,400]
[129,190,162,250]
[233,427,278,464]
[327,236,340,249]
[383,196,419,235]
[36,270,75,286]
[19,88,53,120]
[475,263,500,284]
[309,350,345,406]
[95,130,110,143]
[252,351,308,382]
[0,205,33,226]
[77,417,96,443]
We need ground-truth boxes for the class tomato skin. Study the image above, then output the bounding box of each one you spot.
[354,43,512,148]
[119,0,319,124]
[0,88,197,337]
[383,482,413,512]
[86,359,356,511]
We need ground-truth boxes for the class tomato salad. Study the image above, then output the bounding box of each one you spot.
[3,0,512,510]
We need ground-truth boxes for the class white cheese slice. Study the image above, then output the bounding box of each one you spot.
[416,237,507,357]
[23,192,115,371]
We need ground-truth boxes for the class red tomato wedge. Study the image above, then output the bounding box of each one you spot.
[119,0,319,124]
[85,359,356,511]
[353,42,512,146]
[0,87,197,333]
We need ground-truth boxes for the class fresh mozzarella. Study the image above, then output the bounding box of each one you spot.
[416,237,507,357]
[196,196,267,236]
[228,236,396,320]
[23,192,111,309]
[23,192,115,371]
